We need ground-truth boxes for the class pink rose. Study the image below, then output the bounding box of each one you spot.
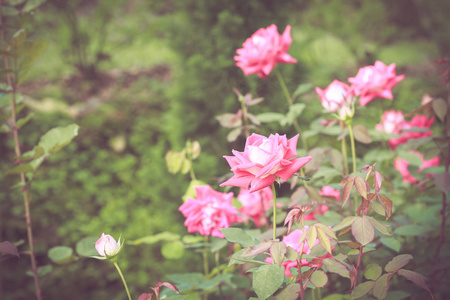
[179,185,238,238]
[388,115,434,150]
[348,61,404,106]
[221,133,312,192]
[95,233,121,257]
[265,228,332,277]
[319,186,341,201]
[375,110,405,134]
[394,150,440,184]
[234,24,297,79]
[236,187,273,227]
[315,80,352,113]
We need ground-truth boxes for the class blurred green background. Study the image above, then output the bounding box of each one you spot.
[1,0,449,299]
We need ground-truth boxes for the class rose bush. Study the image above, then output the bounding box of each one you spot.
[220,133,311,192]
[234,24,297,79]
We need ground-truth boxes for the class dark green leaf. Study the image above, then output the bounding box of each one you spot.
[373,274,391,300]
[397,269,431,294]
[6,163,34,174]
[323,258,351,278]
[385,254,413,273]
[351,281,375,299]
[380,237,401,252]
[395,225,431,236]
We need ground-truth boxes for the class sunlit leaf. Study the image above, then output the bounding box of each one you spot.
[311,270,328,288]
[161,241,184,259]
[333,216,358,232]
[317,228,332,254]
[364,264,382,280]
[354,177,368,199]
[306,226,317,251]
[385,254,413,273]
[48,246,73,265]
[380,237,401,252]
[220,228,255,247]
[351,216,375,245]
[253,264,285,300]
[38,123,79,154]
[366,216,391,236]
[323,258,350,278]
[351,281,375,300]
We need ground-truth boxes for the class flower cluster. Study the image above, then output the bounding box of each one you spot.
[234,24,297,79]
[316,61,404,120]
[179,185,238,238]
[220,133,311,192]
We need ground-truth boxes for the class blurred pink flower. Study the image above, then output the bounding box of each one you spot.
[319,186,341,201]
[348,61,404,106]
[394,150,440,184]
[179,185,238,238]
[375,110,405,134]
[234,24,297,79]
[388,115,434,150]
[221,133,311,193]
[95,233,121,257]
[315,80,353,114]
[237,187,273,227]
[304,186,340,220]
[265,228,332,277]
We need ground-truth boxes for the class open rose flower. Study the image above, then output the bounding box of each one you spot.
[348,61,404,106]
[179,185,238,238]
[234,24,297,79]
[394,150,440,184]
[265,228,332,277]
[95,233,122,258]
[388,115,434,150]
[376,109,405,135]
[236,187,273,227]
[221,133,311,193]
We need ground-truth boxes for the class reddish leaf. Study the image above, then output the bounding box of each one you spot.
[373,171,382,194]
[0,241,19,258]
[138,293,153,300]
[354,177,368,199]
[342,179,355,208]
[353,124,372,144]
[398,269,432,295]
[378,194,393,219]
[339,175,356,187]
[435,172,450,194]
[351,216,375,246]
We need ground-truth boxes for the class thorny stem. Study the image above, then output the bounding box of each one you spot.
[272,184,277,240]
[113,262,132,300]
[0,5,41,300]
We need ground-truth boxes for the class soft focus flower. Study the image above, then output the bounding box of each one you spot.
[375,110,405,134]
[319,186,341,201]
[234,24,297,79]
[388,115,434,150]
[265,228,332,277]
[348,61,404,106]
[394,150,440,184]
[221,133,311,192]
[304,186,340,220]
[236,187,273,227]
[179,185,238,238]
[315,80,352,113]
[95,233,121,257]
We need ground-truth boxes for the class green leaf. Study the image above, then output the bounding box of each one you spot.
[75,237,98,257]
[286,103,306,125]
[385,254,413,273]
[273,283,301,300]
[227,127,242,142]
[270,241,287,266]
[323,258,350,278]
[306,226,317,251]
[167,273,206,290]
[292,83,313,99]
[8,28,27,47]
[22,0,47,12]
[48,246,73,264]
[354,177,368,199]
[370,201,386,217]
[351,281,375,299]
[16,112,33,128]
[164,296,188,300]
[317,227,332,254]
[240,240,274,258]
[161,241,184,259]
[348,247,375,256]
[256,112,286,125]
[351,216,375,245]
[333,216,358,232]
[366,216,391,236]
[395,225,431,236]
[2,5,19,16]
[128,232,180,245]
[397,269,431,294]
[398,150,422,167]
[6,163,34,174]
[352,124,372,144]
[432,98,448,122]
[373,274,391,299]
[38,124,79,154]
[253,264,285,300]
[311,270,328,288]
[315,223,337,240]
[220,228,255,247]
[380,237,401,252]
[364,264,382,280]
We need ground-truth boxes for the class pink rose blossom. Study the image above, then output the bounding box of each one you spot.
[221,133,312,193]
[236,187,273,227]
[234,24,297,79]
[388,115,434,150]
[375,110,405,134]
[179,185,238,238]
[315,80,353,113]
[265,228,332,277]
[348,61,404,106]
[95,233,121,257]
[394,150,440,184]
